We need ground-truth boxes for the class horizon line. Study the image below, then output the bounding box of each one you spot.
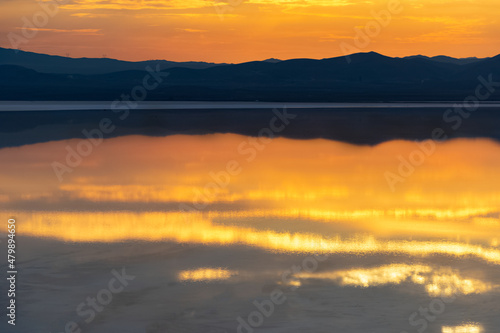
[1,46,497,65]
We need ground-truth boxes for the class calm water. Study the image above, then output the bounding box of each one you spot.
[2,101,500,111]
[1,106,499,333]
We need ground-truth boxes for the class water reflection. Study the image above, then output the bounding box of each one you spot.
[2,135,500,214]
[178,268,237,282]
[9,211,500,265]
[296,264,496,296]
[442,324,483,333]
[1,136,499,245]
[1,134,499,332]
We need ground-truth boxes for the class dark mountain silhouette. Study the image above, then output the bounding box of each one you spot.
[262,58,282,63]
[1,50,499,101]
[0,47,225,75]
[431,55,485,65]
[404,55,486,65]
[452,54,500,80]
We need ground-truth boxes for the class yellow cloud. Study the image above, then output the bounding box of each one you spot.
[14,27,103,35]
[61,0,215,11]
[175,28,209,33]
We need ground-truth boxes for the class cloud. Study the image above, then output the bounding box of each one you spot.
[395,17,487,43]
[14,27,103,35]
[175,28,209,33]
[61,0,215,11]
[59,0,371,12]
[70,12,111,18]
[247,0,370,7]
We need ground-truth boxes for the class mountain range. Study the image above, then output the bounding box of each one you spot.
[1,47,499,101]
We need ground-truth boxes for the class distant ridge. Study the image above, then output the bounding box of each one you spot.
[0,47,226,75]
[404,54,486,65]
[262,58,282,63]
[1,49,499,101]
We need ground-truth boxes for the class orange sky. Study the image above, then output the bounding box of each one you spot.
[1,0,499,62]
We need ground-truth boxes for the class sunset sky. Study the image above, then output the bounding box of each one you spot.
[1,0,499,63]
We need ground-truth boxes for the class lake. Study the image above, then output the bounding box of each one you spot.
[0,103,499,333]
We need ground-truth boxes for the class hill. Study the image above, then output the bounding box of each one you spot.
[1,50,499,101]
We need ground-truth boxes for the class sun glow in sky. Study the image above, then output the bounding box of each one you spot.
[0,0,499,62]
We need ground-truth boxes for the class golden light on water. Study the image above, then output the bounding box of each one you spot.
[1,136,500,246]
[178,268,237,282]
[1,132,500,305]
[207,209,500,242]
[297,264,496,296]
[8,211,500,266]
[2,135,500,220]
[0,134,498,331]
[442,324,483,333]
